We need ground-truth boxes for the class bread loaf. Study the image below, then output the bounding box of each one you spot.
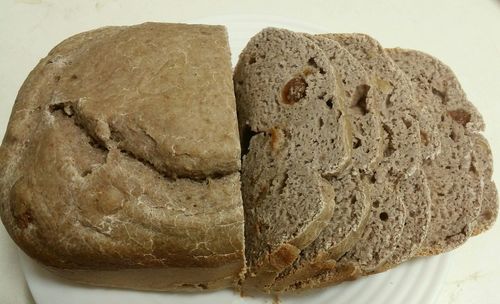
[0,22,245,291]
[0,24,497,295]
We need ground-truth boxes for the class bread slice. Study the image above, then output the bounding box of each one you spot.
[234,28,352,177]
[320,33,426,273]
[374,168,432,272]
[387,48,484,255]
[471,134,498,235]
[241,131,336,291]
[0,23,245,291]
[234,28,352,291]
[270,35,383,291]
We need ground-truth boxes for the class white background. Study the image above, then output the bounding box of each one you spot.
[0,0,499,303]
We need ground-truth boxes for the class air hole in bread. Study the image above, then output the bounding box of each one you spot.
[81,169,92,177]
[449,130,458,142]
[432,87,447,104]
[54,75,61,82]
[385,93,393,108]
[248,56,256,64]
[307,57,318,68]
[277,173,289,195]
[307,57,325,74]
[49,102,74,117]
[281,76,308,105]
[353,137,362,149]
[448,109,471,127]
[70,74,78,80]
[351,196,357,204]
[469,161,478,175]
[379,212,389,221]
[326,99,333,109]
[240,125,257,156]
[370,173,377,184]
[373,200,380,208]
[351,84,370,115]
[319,118,324,128]
[402,118,412,129]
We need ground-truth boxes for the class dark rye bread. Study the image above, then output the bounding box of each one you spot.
[271,35,383,290]
[387,48,485,255]
[0,23,246,291]
[234,28,351,291]
[471,134,498,235]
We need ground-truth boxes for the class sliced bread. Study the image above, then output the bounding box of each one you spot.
[234,28,351,291]
[271,34,383,290]
[387,48,485,255]
[323,33,424,273]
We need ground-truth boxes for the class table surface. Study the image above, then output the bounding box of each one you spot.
[1,0,499,303]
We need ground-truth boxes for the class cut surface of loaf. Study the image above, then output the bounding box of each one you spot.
[387,48,485,255]
[0,23,245,291]
[234,28,351,291]
[271,35,384,291]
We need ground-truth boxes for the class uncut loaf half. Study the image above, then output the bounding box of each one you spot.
[0,23,246,291]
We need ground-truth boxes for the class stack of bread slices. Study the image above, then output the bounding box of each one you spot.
[235,28,498,292]
[0,23,497,294]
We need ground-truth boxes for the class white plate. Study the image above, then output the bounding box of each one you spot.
[20,15,451,304]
